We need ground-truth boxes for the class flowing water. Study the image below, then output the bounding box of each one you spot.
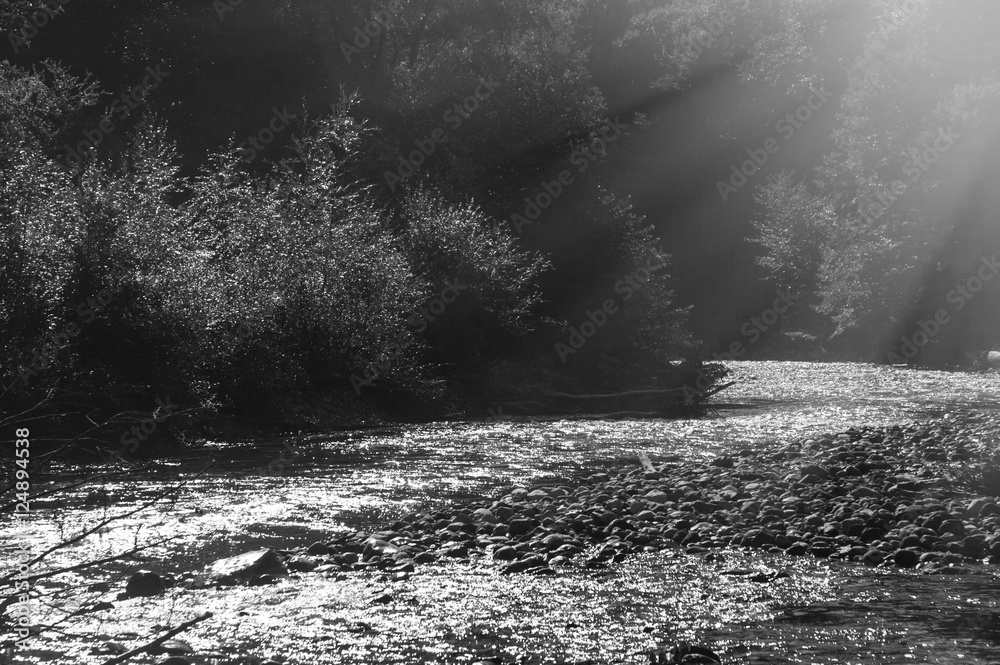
[5,361,1000,664]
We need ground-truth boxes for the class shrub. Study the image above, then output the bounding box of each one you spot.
[399,186,549,367]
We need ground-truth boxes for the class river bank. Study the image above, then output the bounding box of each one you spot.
[5,362,1000,664]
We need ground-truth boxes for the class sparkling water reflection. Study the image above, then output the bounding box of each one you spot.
[7,361,1000,664]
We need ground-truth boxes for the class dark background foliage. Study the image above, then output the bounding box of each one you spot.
[2,0,999,431]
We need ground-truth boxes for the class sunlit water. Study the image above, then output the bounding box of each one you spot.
[5,361,1000,664]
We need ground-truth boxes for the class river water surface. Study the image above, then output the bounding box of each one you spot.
[8,361,1000,664]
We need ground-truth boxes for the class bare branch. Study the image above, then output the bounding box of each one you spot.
[0,461,214,586]
[100,612,213,665]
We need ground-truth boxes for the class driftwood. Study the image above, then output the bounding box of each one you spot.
[699,381,736,398]
[539,387,688,400]
[491,380,736,418]
[566,410,667,419]
[100,612,212,665]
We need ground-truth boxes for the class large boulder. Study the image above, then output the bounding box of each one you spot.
[205,549,287,586]
[123,570,167,598]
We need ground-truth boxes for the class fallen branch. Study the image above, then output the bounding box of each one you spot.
[699,381,736,399]
[540,387,688,400]
[100,612,213,665]
[568,410,666,419]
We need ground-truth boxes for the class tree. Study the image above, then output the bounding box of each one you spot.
[751,170,833,300]
[749,0,1000,356]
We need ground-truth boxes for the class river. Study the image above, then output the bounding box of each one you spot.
[7,361,1000,664]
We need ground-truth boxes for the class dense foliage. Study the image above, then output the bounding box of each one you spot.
[3,0,999,433]
[0,1,703,428]
[0,63,557,423]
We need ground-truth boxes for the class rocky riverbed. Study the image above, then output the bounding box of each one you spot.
[275,411,1000,582]
[104,409,1000,665]
[8,362,1000,664]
